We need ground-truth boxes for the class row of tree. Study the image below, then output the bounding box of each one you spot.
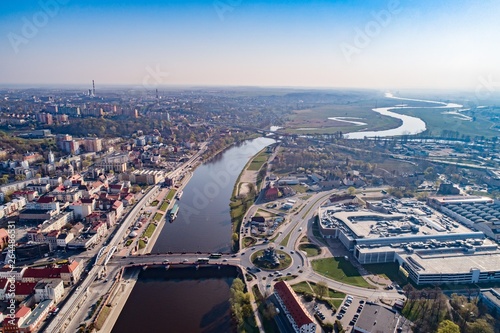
[229,278,253,332]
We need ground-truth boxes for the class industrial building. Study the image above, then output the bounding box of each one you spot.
[318,195,500,285]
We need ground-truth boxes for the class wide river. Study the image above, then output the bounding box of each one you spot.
[346,93,463,139]
[112,137,275,333]
[152,136,275,253]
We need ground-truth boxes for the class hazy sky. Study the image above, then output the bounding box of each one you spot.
[1,0,499,90]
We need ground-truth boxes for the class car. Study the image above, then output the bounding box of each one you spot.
[241,252,245,256]
[222,259,228,262]
[336,314,344,319]
[182,259,188,262]
[349,320,355,326]
[286,272,292,276]
[121,256,127,259]
[290,250,295,254]
[129,262,135,264]
[162,260,169,264]
[231,254,237,257]
[280,246,284,250]
[359,300,365,304]
[247,266,252,270]
[251,247,255,250]
[269,273,274,277]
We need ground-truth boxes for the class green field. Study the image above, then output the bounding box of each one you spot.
[243,237,257,248]
[143,223,157,238]
[279,230,292,247]
[284,101,402,135]
[363,262,406,285]
[299,243,321,257]
[152,213,163,222]
[166,189,177,201]
[291,281,313,294]
[312,257,374,289]
[394,106,500,138]
[247,150,269,171]
[159,201,169,212]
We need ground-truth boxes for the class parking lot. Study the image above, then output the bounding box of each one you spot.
[336,295,367,331]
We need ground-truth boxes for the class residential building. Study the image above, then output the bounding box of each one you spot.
[19,299,53,333]
[273,281,316,333]
[34,279,64,303]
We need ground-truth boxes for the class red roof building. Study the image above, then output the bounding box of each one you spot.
[3,306,32,333]
[265,187,279,202]
[274,281,316,333]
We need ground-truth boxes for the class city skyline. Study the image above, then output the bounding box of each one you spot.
[1,0,499,90]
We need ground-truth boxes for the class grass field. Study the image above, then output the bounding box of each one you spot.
[152,212,163,222]
[94,305,112,330]
[284,101,402,135]
[291,281,313,294]
[309,281,346,299]
[143,223,157,238]
[312,257,374,289]
[247,150,269,171]
[243,237,257,248]
[363,262,406,285]
[299,243,321,257]
[395,106,500,138]
[149,200,159,206]
[159,201,169,212]
[279,230,292,247]
[166,189,177,201]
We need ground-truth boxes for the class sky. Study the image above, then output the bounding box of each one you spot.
[1,0,499,90]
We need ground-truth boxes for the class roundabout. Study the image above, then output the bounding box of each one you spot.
[250,246,293,271]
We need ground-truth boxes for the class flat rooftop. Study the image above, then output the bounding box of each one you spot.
[400,251,500,275]
[481,289,500,308]
[329,210,473,240]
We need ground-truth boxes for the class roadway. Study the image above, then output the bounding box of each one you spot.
[240,187,404,301]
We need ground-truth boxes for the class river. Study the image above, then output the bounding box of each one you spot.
[152,136,275,253]
[112,137,274,332]
[111,266,238,333]
[346,93,463,139]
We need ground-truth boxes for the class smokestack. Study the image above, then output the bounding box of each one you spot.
[92,80,95,97]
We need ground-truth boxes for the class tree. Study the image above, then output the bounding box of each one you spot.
[437,320,460,333]
[314,281,328,300]
[263,302,278,319]
[466,319,494,333]
[14,174,26,181]
[347,186,356,195]
[232,233,239,242]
